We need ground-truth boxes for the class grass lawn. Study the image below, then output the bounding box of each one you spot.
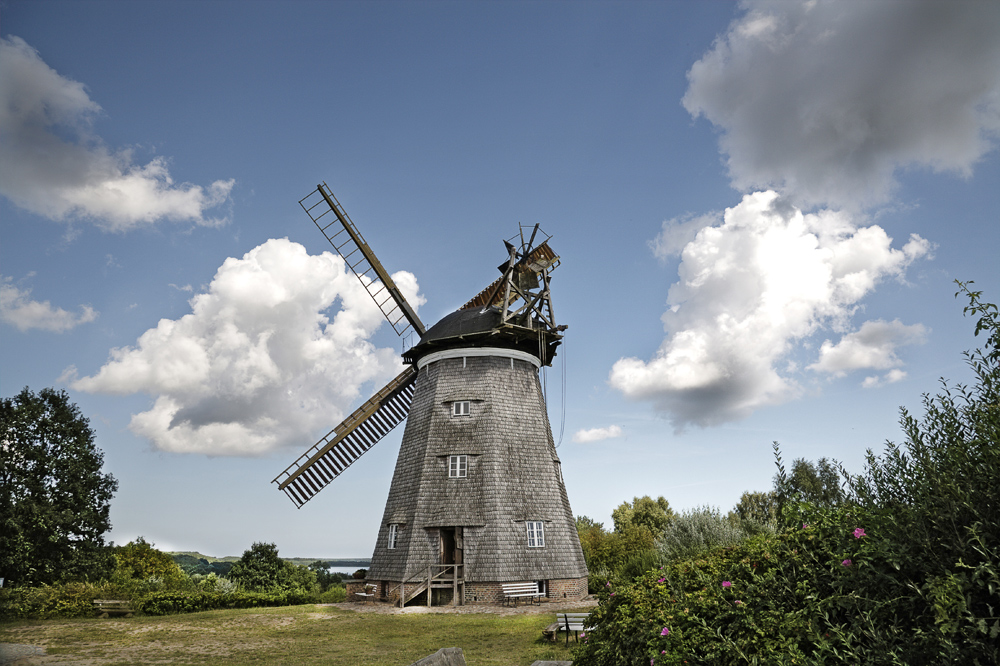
[0,604,582,665]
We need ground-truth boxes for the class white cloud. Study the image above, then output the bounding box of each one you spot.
[72,238,424,456]
[809,319,927,377]
[862,369,908,390]
[609,191,929,429]
[0,36,234,231]
[572,425,623,443]
[1,276,98,332]
[650,212,721,260]
[683,0,1000,209]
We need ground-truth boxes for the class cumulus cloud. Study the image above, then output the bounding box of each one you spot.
[809,319,927,378]
[609,191,929,429]
[683,0,1000,209]
[71,238,424,456]
[650,212,721,260]
[0,36,234,231]
[862,369,908,389]
[1,276,98,332]
[572,425,623,443]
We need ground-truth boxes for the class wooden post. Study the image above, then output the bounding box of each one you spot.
[452,565,457,606]
[427,566,432,607]
[400,581,405,608]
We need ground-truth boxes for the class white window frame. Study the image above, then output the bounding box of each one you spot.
[452,400,471,416]
[448,455,468,478]
[387,524,398,549]
[526,521,545,548]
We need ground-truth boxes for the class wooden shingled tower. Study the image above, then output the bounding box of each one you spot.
[273,184,588,606]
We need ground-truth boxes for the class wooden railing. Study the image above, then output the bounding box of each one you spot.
[391,564,464,608]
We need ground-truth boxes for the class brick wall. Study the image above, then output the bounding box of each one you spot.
[463,577,588,604]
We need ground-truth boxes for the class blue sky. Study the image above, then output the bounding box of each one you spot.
[2,0,998,558]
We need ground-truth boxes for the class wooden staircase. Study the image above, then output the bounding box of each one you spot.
[394,564,464,607]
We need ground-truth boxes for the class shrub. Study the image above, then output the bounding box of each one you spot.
[318,586,347,603]
[656,506,748,563]
[574,283,1000,665]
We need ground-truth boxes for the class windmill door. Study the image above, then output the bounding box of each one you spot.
[439,527,463,565]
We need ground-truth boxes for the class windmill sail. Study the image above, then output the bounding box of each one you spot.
[273,366,417,508]
[300,183,425,338]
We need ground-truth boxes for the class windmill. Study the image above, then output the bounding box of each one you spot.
[273,184,588,606]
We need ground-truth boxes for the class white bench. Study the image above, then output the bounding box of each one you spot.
[557,612,591,644]
[501,582,541,607]
[354,584,376,603]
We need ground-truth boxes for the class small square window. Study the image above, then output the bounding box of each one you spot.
[387,524,398,549]
[449,455,468,478]
[452,401,471,416]
[526,521,545,548]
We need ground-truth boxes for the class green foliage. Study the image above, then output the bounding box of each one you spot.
[612,496,675,534]
[657,506,750,563]
[171,553,233,577]
[575,284,1000,665]
[308,561,344,592]
[138,588,316,615]
[773,447,846,515]
[112,538,187,588]
[0,388,118,587]
[228,542,285,591]
[730,489,779,529]
[577,517,657,591]
[228,542,318,594]
[317,586,347,603]
[0,581,111,619]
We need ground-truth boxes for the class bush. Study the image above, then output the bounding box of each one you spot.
[317,586,347,603]
[574,283,1000,665]
[657,505,750,563]
[137,588,316,615]
[0,581,123,619]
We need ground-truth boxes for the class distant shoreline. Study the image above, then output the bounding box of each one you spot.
[168,551,370,567]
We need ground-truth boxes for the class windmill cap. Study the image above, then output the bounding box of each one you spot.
[402,306,561,365]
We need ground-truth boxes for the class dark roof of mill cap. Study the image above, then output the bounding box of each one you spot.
[402,306,563,366]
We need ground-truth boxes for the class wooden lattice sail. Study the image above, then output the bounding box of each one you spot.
[273,184,587,605]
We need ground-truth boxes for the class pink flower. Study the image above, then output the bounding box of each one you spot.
[842,559,852,567]
[660,627,670,636]
[657,578,665,583]
[853,528,866,539]
[735,600,743,605]
[722,581,732,588]
[610,592,616,596]
[605,582,611,587]
[802,523,808,529]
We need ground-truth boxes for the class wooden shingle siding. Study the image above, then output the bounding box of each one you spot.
[367,352,588,592]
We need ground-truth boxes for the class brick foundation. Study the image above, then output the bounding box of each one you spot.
[353,576,588,606]
[463,576,588,605]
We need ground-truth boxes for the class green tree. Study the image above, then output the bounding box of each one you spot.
[113,537,186,586]
[229,542,317,593]
[730,489,778,525]
[228,542,286,592]
[611,495,674,534]
[772,449,846,516]
[0,388,118,586]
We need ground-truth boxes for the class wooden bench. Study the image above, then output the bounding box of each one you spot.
[557,612,591,645]
[501,582,541,607]
[93,599,133,618]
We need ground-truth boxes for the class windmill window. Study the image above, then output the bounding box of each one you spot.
[448,455,468,478]
[387,524,398,549]
[452,401,471,416]
[526,521,545,548]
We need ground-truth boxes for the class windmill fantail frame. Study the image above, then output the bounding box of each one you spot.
[273,184,587,606]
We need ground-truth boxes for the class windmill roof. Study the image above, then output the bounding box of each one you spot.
[403,307,562,365]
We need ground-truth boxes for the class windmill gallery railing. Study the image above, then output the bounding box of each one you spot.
[389,564,464,608]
